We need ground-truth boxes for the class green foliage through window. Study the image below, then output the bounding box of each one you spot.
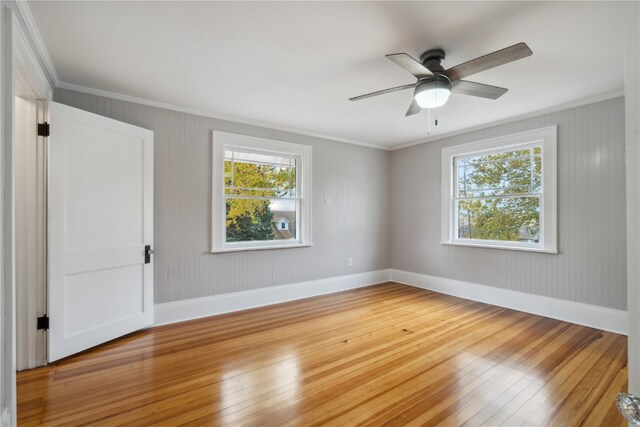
[455,145,542,243]
[224,150,298,243]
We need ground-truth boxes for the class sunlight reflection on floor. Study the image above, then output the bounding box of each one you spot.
[444,351,549,425]
[219,350,301,425]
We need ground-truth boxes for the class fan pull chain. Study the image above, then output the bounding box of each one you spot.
[427,108,431,135]
[435,110,438,127]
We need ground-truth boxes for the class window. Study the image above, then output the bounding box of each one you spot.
[441,126,557,253]
[211,131,312,252]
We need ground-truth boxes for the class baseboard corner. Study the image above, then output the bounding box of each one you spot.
[389,269,628,335]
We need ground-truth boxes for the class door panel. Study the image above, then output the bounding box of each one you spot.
[64,128,144,250]
[48,101,153,362]
[65,264,143,337]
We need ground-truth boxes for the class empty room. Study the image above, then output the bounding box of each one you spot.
[1,1,639,426]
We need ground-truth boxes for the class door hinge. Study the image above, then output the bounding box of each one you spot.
[37,122,50,137]
[37,315,49,330]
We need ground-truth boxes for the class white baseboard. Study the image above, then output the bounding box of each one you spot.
[154,268,628,335]
[154,269,391,326]
[390,269,628,335]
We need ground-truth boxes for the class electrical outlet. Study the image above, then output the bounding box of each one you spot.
[347,257,353,267]
[325,194,331,204]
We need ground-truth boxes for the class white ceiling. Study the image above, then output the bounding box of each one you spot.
[28,1,626,149]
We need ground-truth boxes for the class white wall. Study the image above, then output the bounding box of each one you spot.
[390,97,627,310]
[55,88,391,304]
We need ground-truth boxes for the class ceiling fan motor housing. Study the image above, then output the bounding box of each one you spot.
[420,49,446,73]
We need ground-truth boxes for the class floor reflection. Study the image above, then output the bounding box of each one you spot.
[218,349,301,425]
[447,351,551,426]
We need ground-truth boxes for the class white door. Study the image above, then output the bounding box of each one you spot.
[48,101,153,362]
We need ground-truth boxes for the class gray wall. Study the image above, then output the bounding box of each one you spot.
[56,89,627,311]
[55,88,390,304]
[390,97,627,310]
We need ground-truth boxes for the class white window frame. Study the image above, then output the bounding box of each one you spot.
[441,126,557,253]
[211,131,312,253]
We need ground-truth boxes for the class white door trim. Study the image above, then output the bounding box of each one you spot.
[13,11,52,101]
[13,7,51,372]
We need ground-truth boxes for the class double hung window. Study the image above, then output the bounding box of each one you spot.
[441,127,557,253]
[212,131,312,252]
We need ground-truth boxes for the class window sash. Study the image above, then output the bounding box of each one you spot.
[225,196,301,242]
[456,153,541,168]
[452,195,542,245]
[224,147,302,244]
[452,154,544,247]
[455,144,542,199]
[452,143,544,247]
[225,152,297,195]
[224,147,298,168]
[453,141,542,162]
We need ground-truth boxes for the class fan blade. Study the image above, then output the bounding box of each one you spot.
[444,42,532,82]
[452,80,508,99]
[349,83,415,101]
[405,99,421,116]
[386,53,433,78]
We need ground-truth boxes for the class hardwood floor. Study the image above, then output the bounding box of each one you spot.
[17,282,627,426]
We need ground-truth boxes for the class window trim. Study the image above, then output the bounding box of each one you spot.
[441,126,557,253]
[211,131,312,253]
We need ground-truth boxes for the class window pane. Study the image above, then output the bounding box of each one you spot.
[457,197,540,243]
[457,146,542,197]
[224,148,299,244]
[225,160,297,197]
[457,158,536,195]
[226,197,297,242]
[225,150,295,168]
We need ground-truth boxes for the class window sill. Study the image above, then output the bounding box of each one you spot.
[441,241,558,254]
[211,243,313,254]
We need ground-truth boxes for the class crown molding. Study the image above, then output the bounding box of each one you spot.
[12,0,60,87]
[56,81,626,153]
[56,81,388,150]
[390,89,626,151]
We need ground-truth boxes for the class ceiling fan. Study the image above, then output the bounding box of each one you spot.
[349,42,533,116]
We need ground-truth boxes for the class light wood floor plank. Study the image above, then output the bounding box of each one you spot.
[17,282,627,426]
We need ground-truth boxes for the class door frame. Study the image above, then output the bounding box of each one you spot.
[1,3,52,425]
[14,4,51,371]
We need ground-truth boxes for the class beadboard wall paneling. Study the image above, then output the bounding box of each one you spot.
[390,97,627,310]
[55,88,390,304]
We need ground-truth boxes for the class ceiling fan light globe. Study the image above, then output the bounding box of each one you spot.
[414,78,452,109]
